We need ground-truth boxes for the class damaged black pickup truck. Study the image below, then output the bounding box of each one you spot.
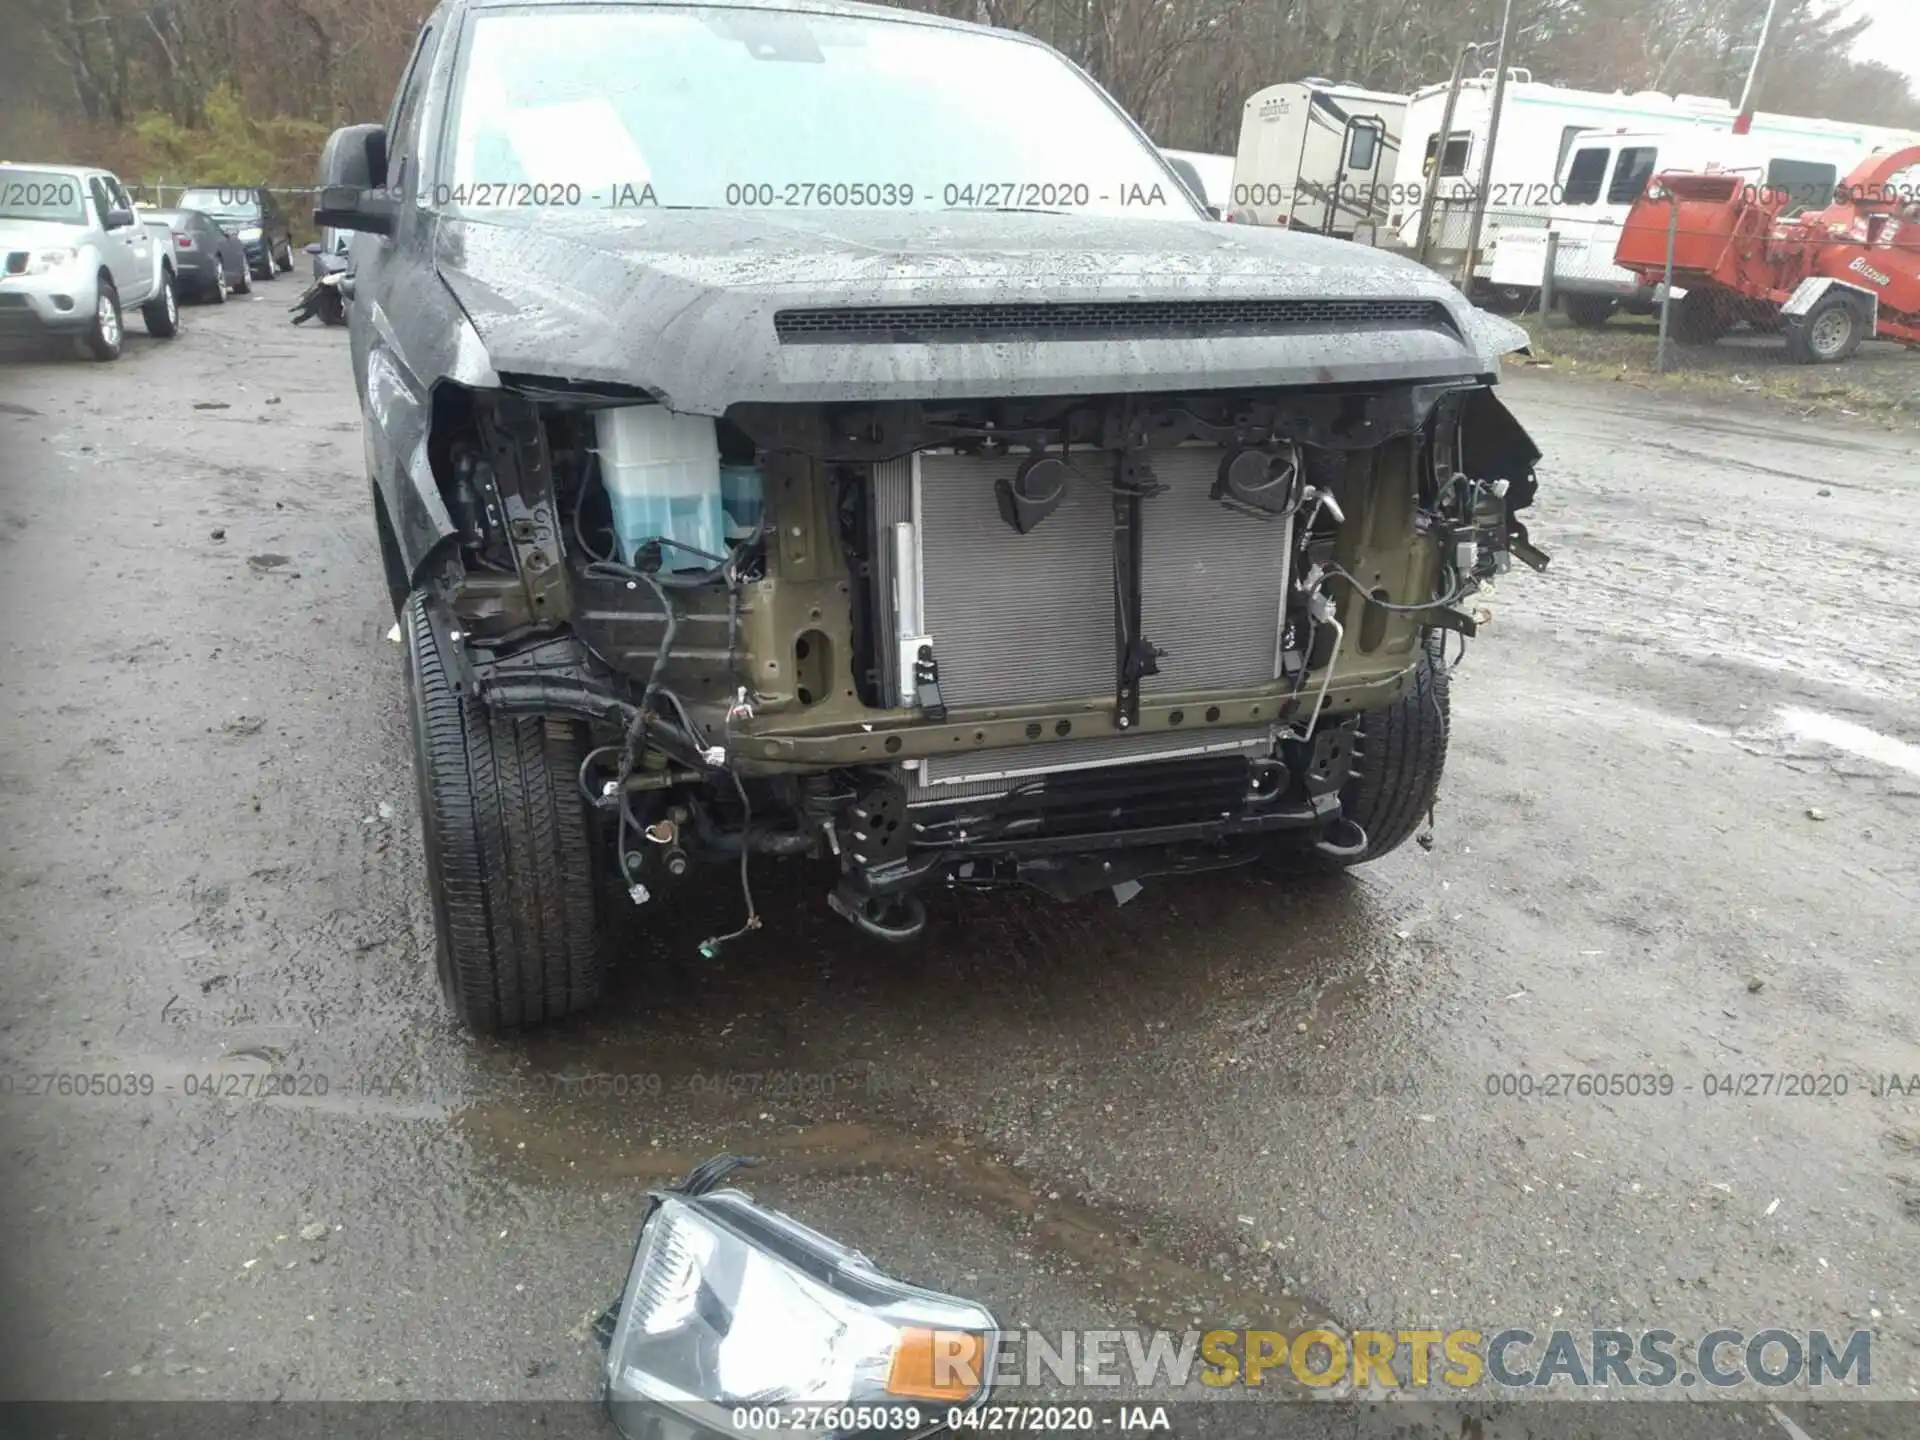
[318,0,1548,1033]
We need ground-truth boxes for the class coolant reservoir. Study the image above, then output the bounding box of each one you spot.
[593,406,726,571]
[719,463,764,541]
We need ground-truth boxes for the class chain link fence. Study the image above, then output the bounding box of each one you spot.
[1374,186,1919,411]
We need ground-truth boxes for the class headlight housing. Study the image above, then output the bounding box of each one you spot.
[238,225,263,241]
[21,248,78,276]
[605,1181,998,1440]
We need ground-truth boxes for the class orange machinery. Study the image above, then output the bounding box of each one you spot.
[1614,145,1920,362]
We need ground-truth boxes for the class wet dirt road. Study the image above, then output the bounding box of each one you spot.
[1,294,1917,1433]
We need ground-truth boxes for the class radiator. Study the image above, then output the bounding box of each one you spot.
[875,446,1290,791]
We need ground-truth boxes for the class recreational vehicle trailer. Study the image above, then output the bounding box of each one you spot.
[1385,74,1744,292]
[1161,148,1236,213]
[1491,118,1920,322]
[1228,80,1408,237]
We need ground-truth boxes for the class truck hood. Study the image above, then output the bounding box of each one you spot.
[432,209,1526,411]
[0,218,90,252]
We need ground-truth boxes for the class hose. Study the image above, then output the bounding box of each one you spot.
[1296,613,1345,743]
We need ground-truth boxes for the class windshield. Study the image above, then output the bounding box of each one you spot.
[0,169,88,224]
[441,4,1195,220]
[179,188,260,218]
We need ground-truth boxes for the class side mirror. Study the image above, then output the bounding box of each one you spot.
[313,123,394,236]
[304,241,322,255]
[1163,155,1209,214]
[105,207,136,229]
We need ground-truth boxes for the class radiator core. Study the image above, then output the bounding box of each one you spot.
[876,446,1291,792]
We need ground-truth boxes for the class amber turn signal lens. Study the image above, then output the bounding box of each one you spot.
[887,1327,987,1400]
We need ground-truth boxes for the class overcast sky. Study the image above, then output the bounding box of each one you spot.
[1848,0,1920,88]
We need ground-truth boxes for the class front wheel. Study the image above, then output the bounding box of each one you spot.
[402,592,608,1033]
[141,268,179,337]
[1785,292,1867,365]
[1315,637,1450,866]
[85,279,123,361]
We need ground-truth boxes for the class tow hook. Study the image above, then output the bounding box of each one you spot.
[827,887,928,943]
[1312,817,1369,862]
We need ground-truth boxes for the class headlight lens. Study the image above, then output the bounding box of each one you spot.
[238,226,263,241]
[21,248,78,276]
[607,1189,997,1438]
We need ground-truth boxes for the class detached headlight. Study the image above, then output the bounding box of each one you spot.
[238,226,263,241]
[604,1166,998,1440]
[21,248,78,276]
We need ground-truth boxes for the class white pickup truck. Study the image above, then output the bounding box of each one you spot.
[0,162,181,360]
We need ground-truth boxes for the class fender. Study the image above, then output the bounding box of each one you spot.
[363,254,504,586]
[365,340,458,589]
[1782,275,1879,328]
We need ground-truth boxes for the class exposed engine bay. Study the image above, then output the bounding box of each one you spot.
[420,376,1545,949]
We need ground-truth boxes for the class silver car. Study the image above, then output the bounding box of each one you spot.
[0,163,181,359]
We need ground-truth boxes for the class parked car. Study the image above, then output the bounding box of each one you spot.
[143,208,253,303]
[317,0,1547,1034]
[174,185,294,280]
[291,227,352,326]
[0,162,180,359]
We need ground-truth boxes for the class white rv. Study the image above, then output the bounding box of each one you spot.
[1160,148,1236,213]
[1491,118,1920,321]
[1386,74,1757,288]
[1229,80,1408,237]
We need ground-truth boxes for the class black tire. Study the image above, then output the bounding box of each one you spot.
[1481,285,1536,315]
[321,289,348,327]
[85,277,123,361]
[1784,292,1866,365]
[206,271,227,304]
[1666,290,1731,346]
[1562,294,1615,329]
[233,261,253,295]
[402,592,607,1033]
[141,267,179,337]
[1320,637,1451,866]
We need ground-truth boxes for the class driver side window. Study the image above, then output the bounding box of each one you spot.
[105,177,135,221]
[88,177,113,227]
[386,25,440,204]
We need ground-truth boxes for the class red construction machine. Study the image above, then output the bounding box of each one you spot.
[1614,145,1920,363]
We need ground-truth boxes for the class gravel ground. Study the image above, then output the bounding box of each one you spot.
[1,292,1917,1438]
